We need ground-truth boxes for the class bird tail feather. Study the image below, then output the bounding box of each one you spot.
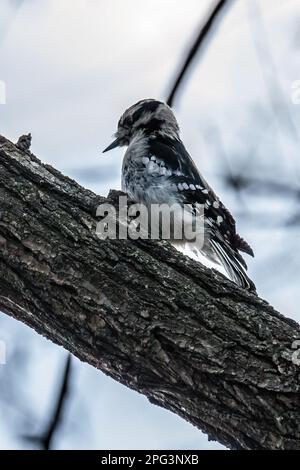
[210,239,256,293]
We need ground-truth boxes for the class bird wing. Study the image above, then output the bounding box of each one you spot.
[142,137,256,291]
[147,136,254,259]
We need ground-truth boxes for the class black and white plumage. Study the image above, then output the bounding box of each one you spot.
[103,99,255,292]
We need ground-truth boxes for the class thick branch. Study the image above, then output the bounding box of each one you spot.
[0,135,300,450]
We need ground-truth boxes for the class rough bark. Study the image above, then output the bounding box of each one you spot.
[0,134,300,450]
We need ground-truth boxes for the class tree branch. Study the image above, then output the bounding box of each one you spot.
[41,353,72,450]
[0,134,300,450]
[166,0,233,107]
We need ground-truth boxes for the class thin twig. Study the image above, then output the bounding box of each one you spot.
[166,0,233,107]
[41,353,72,450]
[23,353,72,449]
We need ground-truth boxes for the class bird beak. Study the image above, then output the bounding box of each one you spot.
[102,137,121,153]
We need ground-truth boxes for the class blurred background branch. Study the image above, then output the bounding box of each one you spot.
[1,0,300,450]
[166,0,234,107]
[36,1,238,452]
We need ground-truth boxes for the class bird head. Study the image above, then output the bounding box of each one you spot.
[103,99,180,152]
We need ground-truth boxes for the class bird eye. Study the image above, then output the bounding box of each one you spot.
[124,116,133,128]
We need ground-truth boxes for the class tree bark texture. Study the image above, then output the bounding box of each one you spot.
[0,135,300,450]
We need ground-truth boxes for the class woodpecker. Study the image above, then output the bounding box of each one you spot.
[103,99,255,292]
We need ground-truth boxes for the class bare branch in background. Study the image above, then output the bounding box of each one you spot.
[11,0,235,450]
[166,0,233,107]
[224,174,300,198]
[22,354,72,449]
[40,354,72,450]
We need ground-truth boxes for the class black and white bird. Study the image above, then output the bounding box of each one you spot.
[103,99,255,292]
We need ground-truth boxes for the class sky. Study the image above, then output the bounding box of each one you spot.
[0,0,300,450]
